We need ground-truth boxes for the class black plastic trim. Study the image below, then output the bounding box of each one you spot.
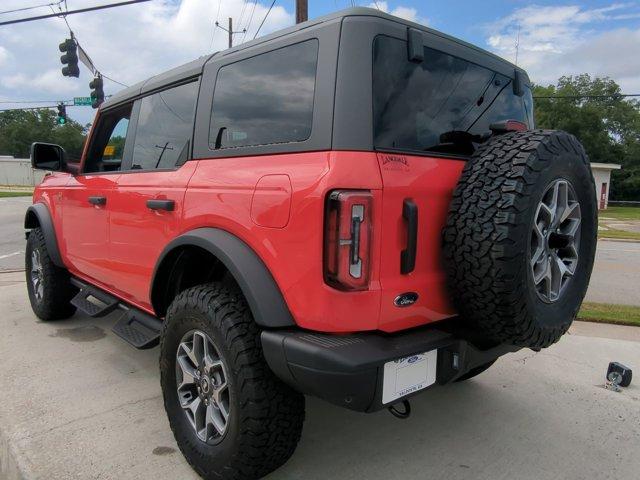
[146,199,175,211]
[150,228,295,328]
[400,199,418,274]
[262,325,519,412]
[407,27,424,62]
[24,203,63,267]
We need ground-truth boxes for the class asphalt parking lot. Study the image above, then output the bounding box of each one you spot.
[1,270,639,480]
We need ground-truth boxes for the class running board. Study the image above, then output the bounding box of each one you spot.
[70,279,119,317]
[112,309,162,349]
[70,278,162,349]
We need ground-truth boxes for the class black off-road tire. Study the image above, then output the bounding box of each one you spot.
[455,361,495,382]
[160,283,305,480]
[443,130,597,349]
[25,227,77,321]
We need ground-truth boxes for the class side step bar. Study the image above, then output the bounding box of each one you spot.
[112,309,162,349]
[70,278,162,349]
[70,279,119,317]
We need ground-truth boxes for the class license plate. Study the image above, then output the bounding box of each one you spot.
[382,350,437,404]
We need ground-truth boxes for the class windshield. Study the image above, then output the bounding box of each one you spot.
[373,35,532,156]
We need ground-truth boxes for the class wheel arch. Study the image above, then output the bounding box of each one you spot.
[150,228,295,328]
[24,203,64,267]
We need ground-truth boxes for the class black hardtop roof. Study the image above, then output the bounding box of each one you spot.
[101,7,525,110]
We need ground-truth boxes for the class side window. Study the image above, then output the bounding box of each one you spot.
[83,104,132,173]
[129,81,198,170]
[209,39,318,150]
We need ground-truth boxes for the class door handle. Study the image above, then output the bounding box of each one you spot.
[146,199,175,211]
[400,199,418,274]
[88,196,106,206]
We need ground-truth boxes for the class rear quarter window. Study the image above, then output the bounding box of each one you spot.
[373,35,529,156]
[209,39,318,150]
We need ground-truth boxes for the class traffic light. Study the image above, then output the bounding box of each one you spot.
[56,103,67,125]
[89,76,104,109]
[59,38,79,77]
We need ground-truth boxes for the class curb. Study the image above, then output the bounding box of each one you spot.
[598,237,640,244]
[0,426,30,480]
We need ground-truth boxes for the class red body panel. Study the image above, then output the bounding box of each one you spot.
[34,150,464,333]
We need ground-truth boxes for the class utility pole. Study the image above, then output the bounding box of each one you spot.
[296,0,308,23]
[215,17,246,48]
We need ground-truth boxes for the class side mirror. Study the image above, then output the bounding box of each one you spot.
[30,142,67,172]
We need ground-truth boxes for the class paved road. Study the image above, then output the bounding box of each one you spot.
[586,240,640,306]
[3,197,638,306]
[0,197,30,272]
[0,271,638,480]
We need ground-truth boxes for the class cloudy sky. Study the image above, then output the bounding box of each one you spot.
[1,0,639,124]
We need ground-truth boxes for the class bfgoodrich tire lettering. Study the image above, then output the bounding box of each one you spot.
[160,283,304,480]
[443,130,597,349]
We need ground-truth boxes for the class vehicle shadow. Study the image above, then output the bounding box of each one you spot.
[271,381,518,480]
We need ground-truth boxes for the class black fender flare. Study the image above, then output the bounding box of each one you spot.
[24,203,64,267]
[150,228,295,328]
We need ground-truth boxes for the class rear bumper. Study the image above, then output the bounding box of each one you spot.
[261,324,519,412]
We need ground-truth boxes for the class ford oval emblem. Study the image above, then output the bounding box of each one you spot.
[394,292,418,307]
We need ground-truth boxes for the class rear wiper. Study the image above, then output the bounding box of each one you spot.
[423,130,491,155]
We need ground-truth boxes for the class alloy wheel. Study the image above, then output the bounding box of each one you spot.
[530,179,582,303]
[176,329,230,444]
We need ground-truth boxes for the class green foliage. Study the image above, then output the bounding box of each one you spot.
[532,75,640,200]
[0,109,87,161]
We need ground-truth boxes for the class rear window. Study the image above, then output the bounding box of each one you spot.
[373,35,531,156]
[209,39,318,150]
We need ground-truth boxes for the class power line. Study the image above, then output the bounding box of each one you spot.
[209,0,222,51]
[533,94,640,99]
[242,1,258,42]
[0,0,152,26]
[0,100,71,104]
[254,0,276,40]
[0,0,63,16]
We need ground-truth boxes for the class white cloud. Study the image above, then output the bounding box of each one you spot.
[0,0,294,121]
[0,46,8,67]
[367,2,428,25]
[485,3,640,91]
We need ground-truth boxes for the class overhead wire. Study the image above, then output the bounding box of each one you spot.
[209,0,222,50]
[253,0,276,40]
[0,0,64,16]
[242,1,257,43]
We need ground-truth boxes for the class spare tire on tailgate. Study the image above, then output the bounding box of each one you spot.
[443,130,597,349]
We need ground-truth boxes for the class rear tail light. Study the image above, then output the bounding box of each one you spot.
[324,190,372,291]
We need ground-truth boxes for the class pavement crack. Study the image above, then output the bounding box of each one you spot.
[18,394,162,441]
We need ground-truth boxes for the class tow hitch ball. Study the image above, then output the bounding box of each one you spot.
[388,399,411,419]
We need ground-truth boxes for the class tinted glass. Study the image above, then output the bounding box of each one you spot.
[373,36,529,156]
[104,118,129,163]
[131,81,198,170]
[209,40,318,149]
[84,104,132,173]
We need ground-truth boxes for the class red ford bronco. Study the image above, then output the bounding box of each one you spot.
[25,8,597,480]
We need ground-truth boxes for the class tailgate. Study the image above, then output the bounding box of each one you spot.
[376,152,465,332]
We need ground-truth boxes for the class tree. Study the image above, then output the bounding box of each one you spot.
[532,75,640,200]
[0,109,87,161]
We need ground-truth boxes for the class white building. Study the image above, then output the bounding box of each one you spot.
[590,163,621,210]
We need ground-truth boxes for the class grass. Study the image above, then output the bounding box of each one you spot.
[598,227,640,241]
[600,206,640,221]
[0,191,32,198]
[578,302,640,327]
